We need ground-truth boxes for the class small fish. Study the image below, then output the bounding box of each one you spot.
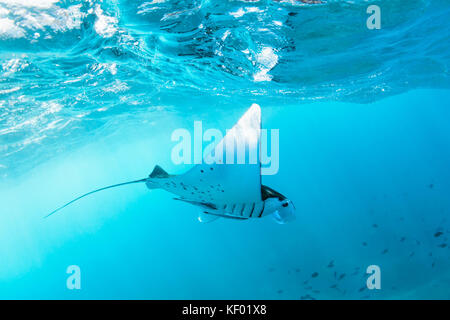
[330,284,338,289]
[409,252,415,257]
[438,243,447,248]
[295,268,300,273]
[381,249,389,254]
[432,262,436,268]
[362,242,368,247]
[311,272,319,278]
[277,290,283,294]
[372,224,378,228]
[429,184,434,189]
[358,286,365,292]
[400,237,406,242]
[434,231,443,238]
[312,290,320,294]
[303,280,309,285]
[338,273,346,280]
[305,286,312,290]
[327,260,334,268]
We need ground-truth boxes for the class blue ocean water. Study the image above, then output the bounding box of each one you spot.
[0,0,450,299]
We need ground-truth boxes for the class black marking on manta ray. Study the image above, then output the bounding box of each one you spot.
[258,201,265,218]
[44,178,148,218]
[249,203,255,217]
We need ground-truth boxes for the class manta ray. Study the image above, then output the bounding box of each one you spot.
[46,104,296,223]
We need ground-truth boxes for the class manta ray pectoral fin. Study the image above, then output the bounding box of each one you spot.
[173,198,217,210]
[198,212,220,223]
[178,104,263,205]
[198,211,248,222]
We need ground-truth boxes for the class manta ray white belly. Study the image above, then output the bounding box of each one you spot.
[212,202,266,219]
[197,202,266,222]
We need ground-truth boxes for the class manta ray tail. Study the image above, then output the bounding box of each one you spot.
[44,178,148,219]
